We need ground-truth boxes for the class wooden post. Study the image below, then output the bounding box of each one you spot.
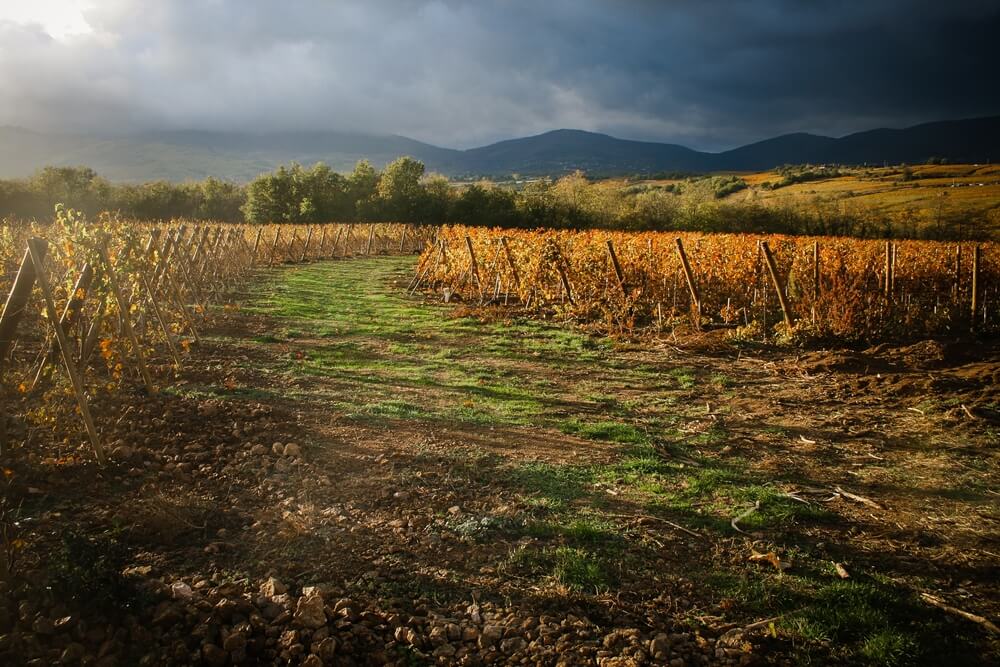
[269,227,282,266]
[674,238,701,326]
[343,224,354,256]
[500,237,522,295]
[97,240,156,394]
[812,241,820,301]
[553,247,575,306]
[26,239,105,464]
[365,224,376,255]
[971,245,981,328]
[251,227,263,265]
[318,226,328,257]
[606,239,627,297]
[884,241,892,297]
[954,244,962,296]
[464,236,483,299]
[32,263,95,389]
[0,243,47,365]
[399,225,408,253]
[890,243,897,294]
[301,226,314,262]
[760,241,795,329]
[137,261,182,369]
[331,226,344,257]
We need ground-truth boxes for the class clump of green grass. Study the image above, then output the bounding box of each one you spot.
[559,419,648,445]
[508,462,596,509]
[668,367,697,389]
[503,544,612,591]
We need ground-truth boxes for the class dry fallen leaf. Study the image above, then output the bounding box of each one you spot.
[750,548,791,572]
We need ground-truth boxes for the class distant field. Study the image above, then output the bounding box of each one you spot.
[638,163,1000,235]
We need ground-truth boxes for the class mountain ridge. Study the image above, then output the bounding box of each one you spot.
[1,116,997,182]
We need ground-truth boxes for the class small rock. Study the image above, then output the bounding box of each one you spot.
[111,446,134,461]
[283,443,302,458]
[250,444,268,456]
[260,577,287,597]
[479,625,503,650]
[294,594,327,629]
[447,505,461,515]
[649,633,670,659]
[272,442,285,455]
[202,643,227,666]
[223,631,247,652]
[301,656,323,667]
[60,642,86,664]
[279,629,299,650]
[315,637,337,661]
[500,636,527,655]
[171,582,194,600]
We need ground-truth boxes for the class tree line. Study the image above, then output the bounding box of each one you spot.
[0,159,991,240]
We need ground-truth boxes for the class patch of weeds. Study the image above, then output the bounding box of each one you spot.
[503,544,611,592]
[860,629,919,667]
[507,462,596,509]
[786,580,921,667]
[252,333,285,344]
[710,568,955,667]
[447,515,518,541]
[551,546,608,590]
[521,516,622,546]
[668,367,697,389]
[559,419,648,445]
[709,373,735,388]
[360,400,433,420]
[50,530,143,613]
[727,485,838,529]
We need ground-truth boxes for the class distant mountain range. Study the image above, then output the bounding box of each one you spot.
[1,116,998,182]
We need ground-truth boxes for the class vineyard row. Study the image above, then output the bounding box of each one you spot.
[411,226,998,341]
[0,216,430,463]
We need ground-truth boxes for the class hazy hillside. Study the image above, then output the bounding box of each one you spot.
[2,116,998,182]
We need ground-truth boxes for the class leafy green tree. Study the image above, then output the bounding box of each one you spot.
[375,157,425,221]
[348,160,380,220]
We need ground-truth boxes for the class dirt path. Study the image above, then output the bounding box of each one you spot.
[6,256,999,666]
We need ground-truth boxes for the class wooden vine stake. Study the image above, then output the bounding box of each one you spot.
[1,244,45,365]
[954,245,962,297]
[26,238,106,464]
[269,228,282,266]
[883,241,894,298]
[971,245,981,330]
[812,241,820,300]
[365,224,376,255]
[760,241,795,329]
[674,238,701,328]
[32,263,95,389]
[553,245,575,306]
[301,226,314,262]
[331,226,344,257]
[606,240,627,297]
[97,240,156,394]
[500,236,522,300]
[318,226,328,257]
[250,227,263,265]
[465,236,484,300]
[811,241,820,323]
[0,242,47,453]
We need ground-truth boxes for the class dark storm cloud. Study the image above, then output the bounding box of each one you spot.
[0,0,997,150]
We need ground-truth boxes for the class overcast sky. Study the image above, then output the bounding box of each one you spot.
[0,0,997,150]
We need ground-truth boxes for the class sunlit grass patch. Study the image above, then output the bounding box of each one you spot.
[558,419,648,445]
